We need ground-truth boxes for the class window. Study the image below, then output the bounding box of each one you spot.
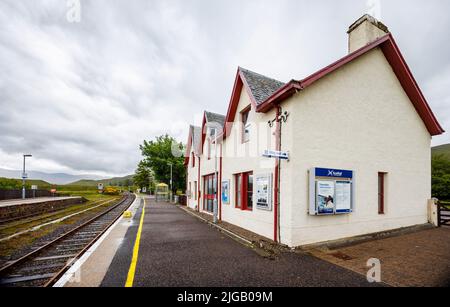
[194,181,197,200]
[241,107,251,143]
[235,174,242,208]
[247,174,253,210]
[207,138,211,160]
[188,182,192,199]
[378,172,386,214]
[191,152,195,168]
[235,172,253,211]
[203,174,216,213]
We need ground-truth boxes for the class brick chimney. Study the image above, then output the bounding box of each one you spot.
[347,14,389,53]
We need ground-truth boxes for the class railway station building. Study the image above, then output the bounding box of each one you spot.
[184,15,444,247]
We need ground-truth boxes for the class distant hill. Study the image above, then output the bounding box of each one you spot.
[69,175,134,187]
[432,144,450,159]
[0,177,52,187]
[0,168,103,185]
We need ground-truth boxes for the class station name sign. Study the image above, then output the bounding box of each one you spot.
[262,150,289,160]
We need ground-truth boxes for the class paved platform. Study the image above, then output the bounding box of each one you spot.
[98,198,378,287]
[309,227,450,287]
[55,196,450,287]
[0,197,81,208]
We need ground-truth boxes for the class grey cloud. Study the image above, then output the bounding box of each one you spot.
[0,0,449,176]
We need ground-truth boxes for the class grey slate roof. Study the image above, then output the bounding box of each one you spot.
[240,67,285,105]
[205,111,226,129]
[190,125,202,154]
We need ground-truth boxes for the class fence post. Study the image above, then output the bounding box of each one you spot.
[428,198,439,227]
[437,200,441,227]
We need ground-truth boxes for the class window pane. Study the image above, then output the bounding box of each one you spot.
[194,182,197,200]
[378,173,385,214]
[236,175,241,208]
[247,174,253,209]
[242,110,251,142]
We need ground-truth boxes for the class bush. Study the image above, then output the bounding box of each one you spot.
[103,186,120,195]
[0,178,23,190]
[432,154,450,201]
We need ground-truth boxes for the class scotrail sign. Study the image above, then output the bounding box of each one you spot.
[315,168,353,179]
[262,150,289,160]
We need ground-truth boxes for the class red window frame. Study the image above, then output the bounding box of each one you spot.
[191,152,195,168]
[235,171,253,211]
[378,172,386,214]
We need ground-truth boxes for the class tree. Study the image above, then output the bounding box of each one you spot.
[139,135,186,193]
[134,161,155,192]
[432,154,450,201]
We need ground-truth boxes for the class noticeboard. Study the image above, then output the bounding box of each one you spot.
[221,180,230,204]
[255,174,272,211]
[309,168,354,216]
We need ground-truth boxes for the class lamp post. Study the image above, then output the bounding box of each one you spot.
[167,162,173,202]
[22,154,32,199]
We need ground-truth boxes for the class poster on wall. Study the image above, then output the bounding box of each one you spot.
[335,181,352,213]
[255,174,272,211]
[309,168,354,216]
[316,181,335,215]
[221,180,230,204]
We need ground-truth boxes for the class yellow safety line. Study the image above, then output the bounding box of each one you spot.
[125,197,146,287]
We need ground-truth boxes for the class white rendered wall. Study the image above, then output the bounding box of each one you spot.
[281,48,432,246]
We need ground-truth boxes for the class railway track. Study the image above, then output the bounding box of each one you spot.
[0,197,117,231]
[0,193,136,287]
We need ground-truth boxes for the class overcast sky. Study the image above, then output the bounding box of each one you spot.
[1,0,449,177]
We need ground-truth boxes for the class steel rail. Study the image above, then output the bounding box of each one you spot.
[0,194,135,286]
[44,195,136,287]
[0,198,117,233]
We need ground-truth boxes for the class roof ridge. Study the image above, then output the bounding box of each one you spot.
[205,110,226,118]
[239,67,285,85]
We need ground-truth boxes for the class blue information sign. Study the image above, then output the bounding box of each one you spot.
[315,168,353,179]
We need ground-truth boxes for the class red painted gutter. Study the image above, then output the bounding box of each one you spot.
[219,144,223,221]
[197,156,201,212]
[273,107,281,243]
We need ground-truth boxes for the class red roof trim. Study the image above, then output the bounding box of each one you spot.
[200,111,207,153]
[184,129,193,166]
[222,68,244,140]
[256,80,302,113]
[238,69,259,109]
[380,35,444,136]
[256,34,444,136]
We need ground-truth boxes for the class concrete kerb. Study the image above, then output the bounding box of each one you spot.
[298,223,435,252]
